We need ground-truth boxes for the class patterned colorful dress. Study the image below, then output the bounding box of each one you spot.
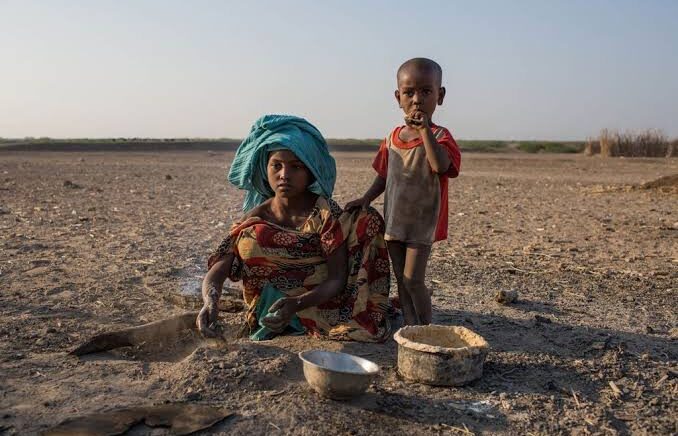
[208,197,391,342]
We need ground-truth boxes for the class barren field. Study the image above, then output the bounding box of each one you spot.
[1,150,676,435]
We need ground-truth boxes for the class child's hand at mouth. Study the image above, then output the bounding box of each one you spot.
[404,110,430,131]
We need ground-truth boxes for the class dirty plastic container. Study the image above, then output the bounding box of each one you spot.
[394,325,489,386]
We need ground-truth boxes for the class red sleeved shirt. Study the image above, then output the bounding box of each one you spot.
[372,124,461,242]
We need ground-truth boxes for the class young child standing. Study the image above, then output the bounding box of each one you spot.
[346,58,461,325]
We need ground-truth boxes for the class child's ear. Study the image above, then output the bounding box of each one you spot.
[438,87,446,105]
[394,90,401,107]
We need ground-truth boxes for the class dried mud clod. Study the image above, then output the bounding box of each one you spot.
[586,173,678,194]
[639,173,678,190]
[70,312,200,356]
[45,404,233,436]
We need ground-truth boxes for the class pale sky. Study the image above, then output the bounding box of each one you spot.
[1,0,677,140]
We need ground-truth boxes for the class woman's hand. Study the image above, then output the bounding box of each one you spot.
[261,297,299,332]
[196,302,219,338]
[196,257,233,338]
[259,242,349,335]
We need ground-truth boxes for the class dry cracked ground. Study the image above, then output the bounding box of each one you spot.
[0,150,676,435]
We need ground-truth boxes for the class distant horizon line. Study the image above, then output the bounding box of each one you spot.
[0,136,592,143]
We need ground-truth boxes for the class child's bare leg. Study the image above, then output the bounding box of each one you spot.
[403,243,432,325]
[387,241,419,325]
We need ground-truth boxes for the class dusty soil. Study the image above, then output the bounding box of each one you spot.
[0,150,676,435]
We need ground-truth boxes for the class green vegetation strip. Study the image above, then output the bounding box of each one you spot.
[1,137,585,153]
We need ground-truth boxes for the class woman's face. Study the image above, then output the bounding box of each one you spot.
[267,150,312,199]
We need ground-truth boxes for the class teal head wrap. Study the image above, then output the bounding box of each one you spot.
[228,115,336,212]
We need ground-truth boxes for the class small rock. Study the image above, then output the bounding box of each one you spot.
[495,289,518,304]
[63,180,82,189]
[670,327,678,339]
[185,391,201,401]
[590,341,608,350]
[0,206,11,215]
[534,315,552,324]
[545,380,558,391]
[165,174,172,180]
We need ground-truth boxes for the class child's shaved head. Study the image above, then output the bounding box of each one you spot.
[397,58,442,86]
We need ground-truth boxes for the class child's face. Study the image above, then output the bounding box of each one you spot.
[267,150,313,199]
[395,67,445,120]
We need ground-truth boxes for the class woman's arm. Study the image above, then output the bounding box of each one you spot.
[297,241,348,309]
[196,253,234,337]
[262,242,349,332]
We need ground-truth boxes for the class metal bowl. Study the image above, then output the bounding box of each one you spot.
[298,350,380,400]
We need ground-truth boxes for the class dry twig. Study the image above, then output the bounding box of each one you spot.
[571,388,581,408]
[608,381,622,399]
[655,374,669,388]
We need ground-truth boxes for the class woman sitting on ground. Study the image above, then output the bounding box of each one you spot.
[196,115,391,342]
